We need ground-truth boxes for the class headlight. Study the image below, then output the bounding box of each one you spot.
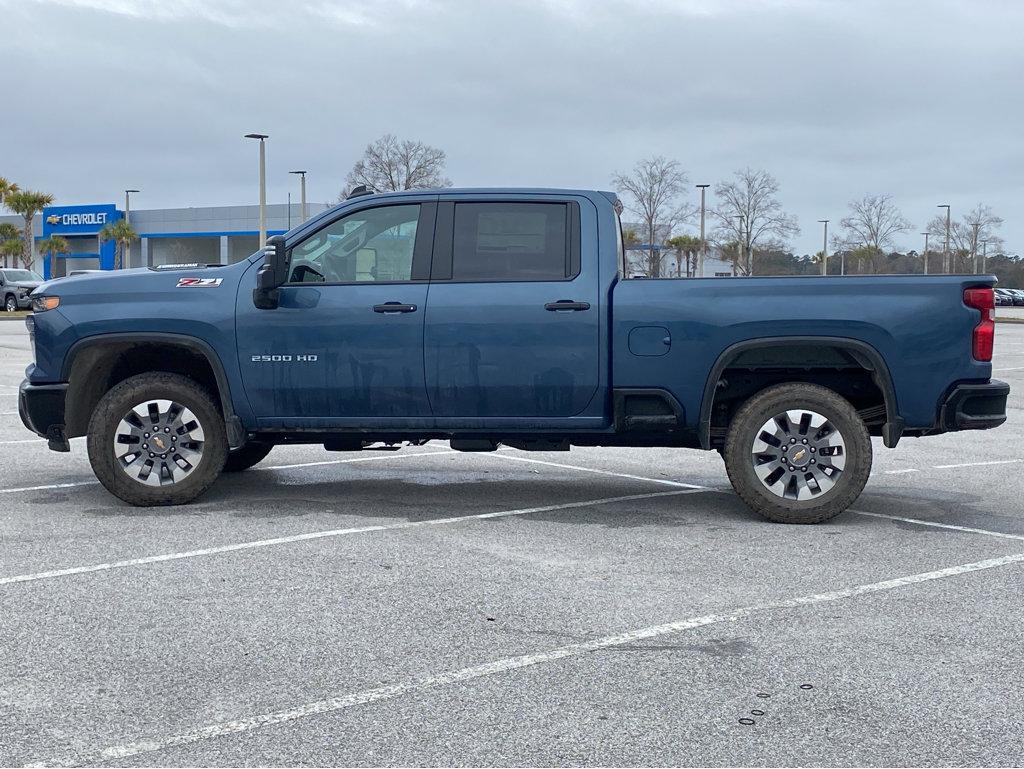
[31,295,60,312]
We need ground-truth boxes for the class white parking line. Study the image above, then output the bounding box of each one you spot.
[0,489,702,587]
[258,449,450,471]
[853,510,1024,541]
[932,459,1022,469]
[0,481,98,495]
[0,438,44,445]
[66,550,1024,765]
[485,451,707,489]
[995,366,1024,372]
[0,450,453,497]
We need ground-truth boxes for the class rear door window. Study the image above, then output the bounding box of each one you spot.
[450,202,570,282]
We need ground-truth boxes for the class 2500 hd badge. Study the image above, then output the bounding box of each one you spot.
[250,354,319,362]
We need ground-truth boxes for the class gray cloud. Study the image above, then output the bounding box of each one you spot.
[3,0,1021,255]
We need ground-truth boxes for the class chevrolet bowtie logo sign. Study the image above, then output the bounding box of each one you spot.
[46,214,61,225]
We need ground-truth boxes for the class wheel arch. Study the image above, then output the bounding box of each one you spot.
[62,332,244,446]
[698,336,901,450]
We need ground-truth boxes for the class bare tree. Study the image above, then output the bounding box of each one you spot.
[345,134,452,194]
[926,204,1004,273]
[711,168,798,276]
[611,157,692,278]
[836,194,912,274]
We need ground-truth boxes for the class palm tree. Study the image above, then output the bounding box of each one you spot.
[0,177,19,207]
[37,235,70,272]
[0,238,22,270]
[0,222,20,268]
[665,234,702,277]
[5,190,53,270]
[99,219,137,269]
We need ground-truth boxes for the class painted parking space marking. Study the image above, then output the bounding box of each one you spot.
[0,480,98,495]
[932,459,1022,469]
[484,450,707,489]
[0,489,704,587]
[50,550,1024,766]
[852,510,1024,541]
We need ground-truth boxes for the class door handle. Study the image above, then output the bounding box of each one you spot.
[544,300,591,312]
[373,302,418,314]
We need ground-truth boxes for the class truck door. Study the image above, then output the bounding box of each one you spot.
[424,196,602,422]
[236,200,436,426]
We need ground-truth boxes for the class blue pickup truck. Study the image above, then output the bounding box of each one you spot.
[19,188,1009,523]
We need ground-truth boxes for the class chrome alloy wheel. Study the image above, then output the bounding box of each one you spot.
[113,399,205,486]
[751,409,846,500]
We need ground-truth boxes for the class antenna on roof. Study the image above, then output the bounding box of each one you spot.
[347,185,376,200]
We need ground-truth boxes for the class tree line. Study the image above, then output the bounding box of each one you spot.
[5,137,1017,288]
[610,157,1012,283]
[339,138,1018,285]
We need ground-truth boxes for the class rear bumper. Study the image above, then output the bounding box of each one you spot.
[938,380,1009,432]
[18,379,70,451]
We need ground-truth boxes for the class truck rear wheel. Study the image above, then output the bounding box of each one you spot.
[723,382,872,524]
[223,441,274,472]
[86,373,228,506]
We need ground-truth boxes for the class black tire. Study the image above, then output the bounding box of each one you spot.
[223,441,274,472]
[723,382,872,524]
[86,373,228,506]
[4,294,16,313]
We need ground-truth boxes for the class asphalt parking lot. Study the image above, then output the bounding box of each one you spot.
[1,318,1023,767]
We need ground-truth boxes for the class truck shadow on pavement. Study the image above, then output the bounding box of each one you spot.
[68,473,759,529]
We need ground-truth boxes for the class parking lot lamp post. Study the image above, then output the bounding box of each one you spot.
[818,219,829,276]
[289,170,308,223]
[734,215,745,275]
[124,189,139,268]
[696,184,709,278]
[971,221,981,273]
[921,232,930,275]
[937,204,951,273]
[245,134,269,248]
[981,240,988,273]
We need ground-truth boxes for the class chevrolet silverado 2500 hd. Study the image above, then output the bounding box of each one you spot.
[19,188,1009,522]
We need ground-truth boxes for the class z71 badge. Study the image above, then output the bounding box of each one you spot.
[176,277,223,287]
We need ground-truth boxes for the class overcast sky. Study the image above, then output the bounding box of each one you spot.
[2,0,1021,255]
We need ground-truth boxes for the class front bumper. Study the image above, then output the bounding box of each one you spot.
[938,379,1009,432]
[18,379,70,451]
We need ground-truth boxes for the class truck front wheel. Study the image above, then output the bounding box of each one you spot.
[723,382,872,524]
[86,373,228,506]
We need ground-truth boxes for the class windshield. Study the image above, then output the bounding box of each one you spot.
[4,270,42,282]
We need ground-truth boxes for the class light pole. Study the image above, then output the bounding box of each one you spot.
[124,189,139,268]
[980,240,988,273]
[818,219,829,276]
[289,170,308,223]
[921,232,930,275]
[735,215,746,275]
[696,184,709,278]
[245,133,269,247]
[937,204,951,273]
[971,221,981,273]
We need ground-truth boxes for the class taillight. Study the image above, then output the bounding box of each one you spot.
[964,287,995,362]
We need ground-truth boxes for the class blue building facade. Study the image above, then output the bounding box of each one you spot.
[1,201,330,279]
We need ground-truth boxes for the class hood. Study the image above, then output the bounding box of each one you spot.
[6,280,40,291]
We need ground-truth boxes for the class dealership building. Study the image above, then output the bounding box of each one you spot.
[1,201,332,279]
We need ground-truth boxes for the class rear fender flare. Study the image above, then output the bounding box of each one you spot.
[698,336,900,449]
